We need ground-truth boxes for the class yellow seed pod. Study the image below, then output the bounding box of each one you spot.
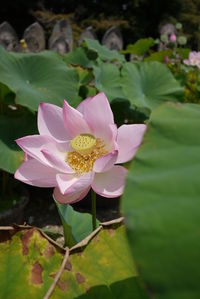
[70,134,96,155]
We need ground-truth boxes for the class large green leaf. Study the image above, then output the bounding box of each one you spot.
[0,113,37,173]
[0,222,147,299]
[56,203,99,248]
[110,98,149,127]
[0,47,80,111]
[144,50,174,62]
[84,38,125,63]
[122,38,154,55]
[54,221,147,299]
[0,227,65,299]
[93,64,125,101]
[64,47,98,68]
[121,61,184,110]
[122,103,200,299]
[145,49,190,62]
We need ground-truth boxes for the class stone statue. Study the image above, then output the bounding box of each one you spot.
[78,26,97,46]
[102,26,123,51]
[48,20,73,54]
[159,23,177,50]
[0,21,19,51]
[23,22,45,52]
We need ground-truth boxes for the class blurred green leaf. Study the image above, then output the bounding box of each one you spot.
[111,98,149,127]
[0,83,11,101]
[122,38,154,55]
[0,47,80,111]
[79,85,97,99]
[122,102,200,299]
[146,49,191,62]
[0,113,37,173]
[176,48,190,59]
[84,38,125,63]
[121,61,184,110]
[77,67,93,86]
[145,50,173,62]
[93,64,125,101]
[63,47,98,68]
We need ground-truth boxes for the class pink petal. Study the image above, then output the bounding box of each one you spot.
[109,124,118,150]
[183,59,189,65]
[95,123,118,151]
[76,96,92,114]
[16,135,53,165]
[63,100,91,139]
[93,150,118,173]
[83,92,114,140]
[53,187,90,204]
[92,165,127,198]
[116,124,147,164]
[14,159,57,187]
[24,153,32,161]
[41,142,74,173]
[38,103,68,141]
[56,172,94,195]
[189,52,196,60]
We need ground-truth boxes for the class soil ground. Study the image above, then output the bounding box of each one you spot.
[23,186,121,245]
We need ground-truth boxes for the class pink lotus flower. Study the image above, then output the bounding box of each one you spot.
[183,51,200,69]
[14,93,146,204]
[169,33,176,43]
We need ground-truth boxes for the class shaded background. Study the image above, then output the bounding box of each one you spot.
[1,0,200,48]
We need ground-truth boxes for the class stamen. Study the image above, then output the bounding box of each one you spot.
[67,138,107,174]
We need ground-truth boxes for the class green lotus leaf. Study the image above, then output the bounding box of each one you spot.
[122,38,154,55]
[64,47,99,68]
[121,61,184,110]
[0,47,80,111]
[53,222,147,299]
[93,64,125,101]
[145,50,173,62]
[0,222,147,299]
[0,113,37,173]
[122,102,200,299]
[56,203,100,248]
[0,227,64,299]
[84,38,125,63]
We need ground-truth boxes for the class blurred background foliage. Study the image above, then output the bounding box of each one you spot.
[1,0,200,48]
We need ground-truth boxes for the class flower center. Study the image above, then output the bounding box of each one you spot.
[70,134,96,155]
[66,134,107,174]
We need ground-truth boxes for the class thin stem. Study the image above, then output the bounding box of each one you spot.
[0,96,3,115]
[91,189,97,231]
[1,171,8,201]
[0,85,4,115]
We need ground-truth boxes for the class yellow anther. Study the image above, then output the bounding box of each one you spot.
[70,134,96,155]
[66,138,107,174]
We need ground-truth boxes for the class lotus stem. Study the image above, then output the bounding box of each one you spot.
[1,171,8,201]
[91,189,97,230]
[0,97,3,114]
